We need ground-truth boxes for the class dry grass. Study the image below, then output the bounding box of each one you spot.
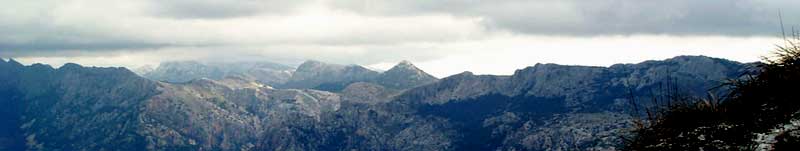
[624,32,800,150]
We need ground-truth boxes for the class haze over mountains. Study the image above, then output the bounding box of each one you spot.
[142,61,295,86]
[143,60,439,91]
[0,56,751,150]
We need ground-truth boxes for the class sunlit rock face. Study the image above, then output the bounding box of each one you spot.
[0,56,751,150]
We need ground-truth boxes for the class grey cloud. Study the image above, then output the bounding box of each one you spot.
[146,0,312,19]
[330,0,800,36]
[1,0,793,61]
[0,41,169,57]
[0,23,170,57]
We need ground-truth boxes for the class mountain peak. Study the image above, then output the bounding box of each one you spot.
[297,60,338,71]
[455,71,474,76]
[377,60,438,89]
[60,63,84,70]
[300,60,325,66]
[3,58,23,67]
[398,60,413,66]
[665,55,734,64]
[133,65,155,76]
[303,59,322,63]
[389,60,421,71]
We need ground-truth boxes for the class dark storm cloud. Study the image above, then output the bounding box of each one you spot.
[330,0,800,36]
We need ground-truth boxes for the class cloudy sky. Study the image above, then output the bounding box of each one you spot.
[1,0,798,77]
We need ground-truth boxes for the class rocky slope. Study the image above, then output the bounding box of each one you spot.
[0,56,750,150]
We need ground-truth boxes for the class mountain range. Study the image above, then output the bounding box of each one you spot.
[143,60,438,91]
[143,61,295,86]
[0,56,751,150]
